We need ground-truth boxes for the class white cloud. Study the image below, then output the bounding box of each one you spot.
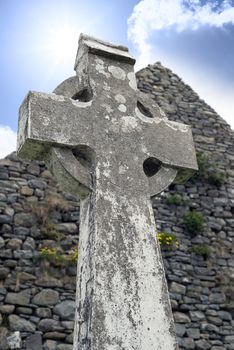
[0,125,17,159]
[128,0,234,67]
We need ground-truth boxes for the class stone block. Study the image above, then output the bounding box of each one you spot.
[8,315,36,332]
[186,327,200,339]
[195,339,211,350]
[14,213,35,227]
[53,301,75,320]
[5,289,31,306]
[189,310,205,321]
[32,289,59,306]
[20,186,33,196]
[7,332,21,349]
[38,319,62,332]
[173,312,190,323]
[28,179,47,190]
[170,282,186,295]
[26,333,42,350]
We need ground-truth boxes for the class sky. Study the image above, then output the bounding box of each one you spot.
[0,0,234,158]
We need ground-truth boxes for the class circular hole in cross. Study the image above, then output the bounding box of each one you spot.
[137,101,153,118]
[143,157,162,177]
[72,88,92,102]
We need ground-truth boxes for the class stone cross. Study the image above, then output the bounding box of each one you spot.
[17,34,197,350]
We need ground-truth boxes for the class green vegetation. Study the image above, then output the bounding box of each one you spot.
[183,211,205,236]
[39,246,78,267]
[165,193,186,206]
[189,244,211,260]
[157,232,179,249]
[192,152,226,187]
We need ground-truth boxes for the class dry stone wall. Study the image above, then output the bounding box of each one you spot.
[0,153,79,350]
[137,63,234,350]
[0,62,233,349]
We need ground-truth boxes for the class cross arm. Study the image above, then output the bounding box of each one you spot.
[17,91,94,160]
[140,117,197,197]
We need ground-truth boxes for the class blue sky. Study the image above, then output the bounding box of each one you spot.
[0,0,234,158]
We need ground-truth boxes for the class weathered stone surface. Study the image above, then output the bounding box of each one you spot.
[28,179,47,190]
[35,307,52,318]
[0,305,15,314]
[174,312,190,323]
[20,186,33,196]
[53,300,75,320]
[5,289,31,306]
[43,340,57,350]
[8,315,36,332]
[7,331,21,349]
[26,333,43,350]
[38,318,62,332]
[195,339,211,350]
[57,345,73,350]
[32,290,59,306]
[170,282,186,295]
[14,213,35,227]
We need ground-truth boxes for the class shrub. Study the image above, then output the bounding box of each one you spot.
[166,193,185,206]
[157,232,179,249]
[189,244,211,260]
[183,211,205,236]
[39,246,78,267]
[192,152,225,187]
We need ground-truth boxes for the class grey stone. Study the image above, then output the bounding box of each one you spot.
[195,339,211,350]
[38,319,62,332]
[170,282,186,295]
[28,179,47,190]
[179,337,195,349]
[224,335,234,343]
[14,213,35,227]
[43,340,57,350]
[7,332,21,349]
[175,323,186,336]
[174,312,190,323]
[16,306,32,315]
[0,215,12,224]
[0,305,15,314]
[201,323,219,333]
[189,310,205,321]
[35,307,52,318]
[6,239,22,250]
[0,237,5,248]
[57,345,73,350]
[23,237,35,250]
[209,293,226,304]
[13,250,33,259]
[5,289,31,306]
[57,223,77,234]
[27,163,40,175]
[0,267,10,279]
[8,315,36,332]
[217,311,232,321]
[53,300,75,320]
[32,289,59,306]
[186,328,200,339]
[26,333,42,350]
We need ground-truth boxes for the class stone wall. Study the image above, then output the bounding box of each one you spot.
[0,62,233,349]
[137,63,234,350]
[0,153,79,350]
